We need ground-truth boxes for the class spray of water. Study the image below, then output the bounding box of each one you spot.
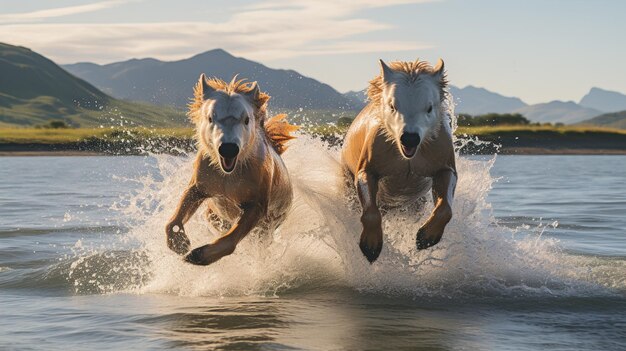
[65,99,624,298]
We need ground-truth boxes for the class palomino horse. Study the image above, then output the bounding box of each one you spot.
[165,75,298,266]
[341,59,457,263]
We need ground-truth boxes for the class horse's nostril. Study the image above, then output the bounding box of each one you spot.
[218,143,239,158]
[400,133,420,147]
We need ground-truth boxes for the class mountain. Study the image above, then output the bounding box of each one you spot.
[579,87,626,113]
[579,110,626,129]
[514,101,602,124]
[343,89,367,109]
[63,49,359,111]
[449,85,527,115]
[0,43,185,127]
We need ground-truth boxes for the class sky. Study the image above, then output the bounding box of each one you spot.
[1,0,624,104]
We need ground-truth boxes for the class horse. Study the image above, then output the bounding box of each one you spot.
[341,58,457,263]
[165,74,298,266]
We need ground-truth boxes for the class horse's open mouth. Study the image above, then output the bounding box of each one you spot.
[219,155,237,173]
[400,145,417,158]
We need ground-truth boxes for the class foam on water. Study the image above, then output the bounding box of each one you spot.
[63,108,625,299]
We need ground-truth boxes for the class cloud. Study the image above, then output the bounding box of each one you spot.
[0,0,133,23]
[0,0,437,63]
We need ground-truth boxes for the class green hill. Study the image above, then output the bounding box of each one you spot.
[0,43,186,127]
[578,110,626,129]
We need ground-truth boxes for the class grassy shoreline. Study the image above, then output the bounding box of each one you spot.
[0,127,195,156]
[1,125,626,156]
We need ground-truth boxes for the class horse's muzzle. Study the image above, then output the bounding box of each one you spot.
[218,143,239,173]
[400,132,420,158]
[218,143,239,158]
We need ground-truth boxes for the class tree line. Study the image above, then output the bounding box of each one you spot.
[457,113,564,127]
[457,113,529,126]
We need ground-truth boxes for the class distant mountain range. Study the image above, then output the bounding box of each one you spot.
[513,101,603,124]
[579,87,626,113]
[63,49,359,111]
[343,90,368,109]
[0,43,184,127]
[340,85,626,127]
[448,86,528,115]
[63,49,626,127]
[448,86,626,125]
[517,88,626,125]
[3,42,626,129]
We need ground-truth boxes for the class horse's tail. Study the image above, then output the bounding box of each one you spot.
[264,114,298,155]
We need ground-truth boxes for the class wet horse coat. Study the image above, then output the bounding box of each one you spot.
[165,75,297,266]
[341,59,457,262]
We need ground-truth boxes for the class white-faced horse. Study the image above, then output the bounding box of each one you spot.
[166,75,298,266]
[341,59,457,262]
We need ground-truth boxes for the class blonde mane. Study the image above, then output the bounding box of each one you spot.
[366,59,448,105]
[188,76,270,124]
[187,75,298,156]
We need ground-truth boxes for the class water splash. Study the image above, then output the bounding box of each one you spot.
[63,99,625,298]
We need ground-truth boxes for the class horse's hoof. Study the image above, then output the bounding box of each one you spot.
[415,229,440,250]
[359,240,382,263]
[169,241,190,256]
[166,226,190,255]
[184,248,210,266]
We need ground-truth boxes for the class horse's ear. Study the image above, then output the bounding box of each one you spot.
[379,59,394,83]
[432,59,445,81]
[199,73,215,100]
[243,81,260,102]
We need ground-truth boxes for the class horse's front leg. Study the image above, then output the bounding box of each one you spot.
[355,170,383,263]
[185,202,263,266]
[416,169,457,250]
[165,184,206,255]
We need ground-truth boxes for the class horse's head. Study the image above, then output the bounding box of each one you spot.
[189,74,269,173]
[372,59,447,159]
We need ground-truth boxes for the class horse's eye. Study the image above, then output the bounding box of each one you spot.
[208,115,213,123]
[244,116,250,125]
[427,104,433,114]
[389,103,396,112]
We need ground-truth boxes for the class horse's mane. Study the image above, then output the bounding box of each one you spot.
[366,59,448,105]
[188,76,270,124]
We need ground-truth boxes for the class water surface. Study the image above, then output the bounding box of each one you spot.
[0,147,624,350]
